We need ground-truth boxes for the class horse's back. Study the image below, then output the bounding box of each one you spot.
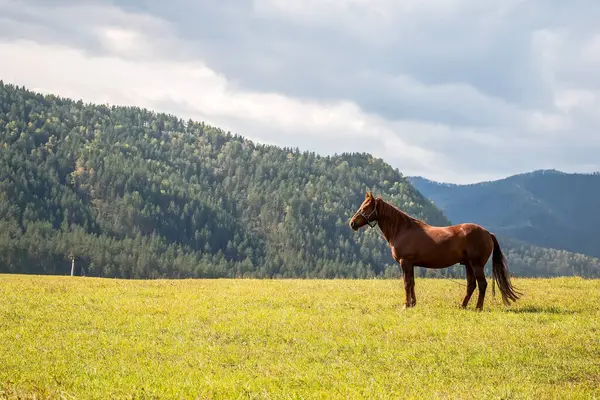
[456,222,488,234]
[429,222,487,239]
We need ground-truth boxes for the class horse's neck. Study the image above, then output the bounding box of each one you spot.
[378,201,421,242]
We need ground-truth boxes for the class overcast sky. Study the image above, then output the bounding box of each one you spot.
[1,0,599,183]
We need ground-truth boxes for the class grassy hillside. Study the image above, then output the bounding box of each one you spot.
[409,170,600,259]
[1,81,600,278]
[1,275,599,399]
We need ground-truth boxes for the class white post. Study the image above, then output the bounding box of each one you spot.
[70,256,75,276]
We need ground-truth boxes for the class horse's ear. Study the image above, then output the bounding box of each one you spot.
[366,191,373,199]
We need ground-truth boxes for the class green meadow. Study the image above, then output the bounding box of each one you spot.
[1,275,599,399]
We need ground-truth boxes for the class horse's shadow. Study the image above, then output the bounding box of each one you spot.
[506,305,576,315]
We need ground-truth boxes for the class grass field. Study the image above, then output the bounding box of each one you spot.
[1,275,599,399]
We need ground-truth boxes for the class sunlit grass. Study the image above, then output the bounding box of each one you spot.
[1,275,599,399]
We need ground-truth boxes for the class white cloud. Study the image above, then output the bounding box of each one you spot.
[0,37,443,176]
[95,27,151,58]
[555,89,597,113]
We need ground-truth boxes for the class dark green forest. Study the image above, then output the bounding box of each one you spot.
[1,81,599,279]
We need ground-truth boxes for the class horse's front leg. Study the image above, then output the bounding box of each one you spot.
[401,260,415,309]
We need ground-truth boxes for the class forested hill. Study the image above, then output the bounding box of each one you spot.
[1,81,600,279]
[0,81,450,279]
[409,170,600,259]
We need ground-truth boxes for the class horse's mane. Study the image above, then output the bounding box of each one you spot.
[376,196,426,239]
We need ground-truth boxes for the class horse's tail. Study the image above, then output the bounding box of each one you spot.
[490,233,522,306]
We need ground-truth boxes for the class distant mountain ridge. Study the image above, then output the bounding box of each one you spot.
[409,169,600,259]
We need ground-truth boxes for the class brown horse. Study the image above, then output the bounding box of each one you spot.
[349,192,521,310]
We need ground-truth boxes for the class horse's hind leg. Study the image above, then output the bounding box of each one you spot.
[461,264,476,308]
[472,265,488,311]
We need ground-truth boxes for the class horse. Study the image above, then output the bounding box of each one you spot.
[349,191,521,311]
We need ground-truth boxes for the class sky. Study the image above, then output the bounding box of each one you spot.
[1,0,599,184]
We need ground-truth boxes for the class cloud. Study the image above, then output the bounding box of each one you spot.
[0,0,599,184]
[0,37,440,174]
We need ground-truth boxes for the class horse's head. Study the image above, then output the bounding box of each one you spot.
[349,191,379,230]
